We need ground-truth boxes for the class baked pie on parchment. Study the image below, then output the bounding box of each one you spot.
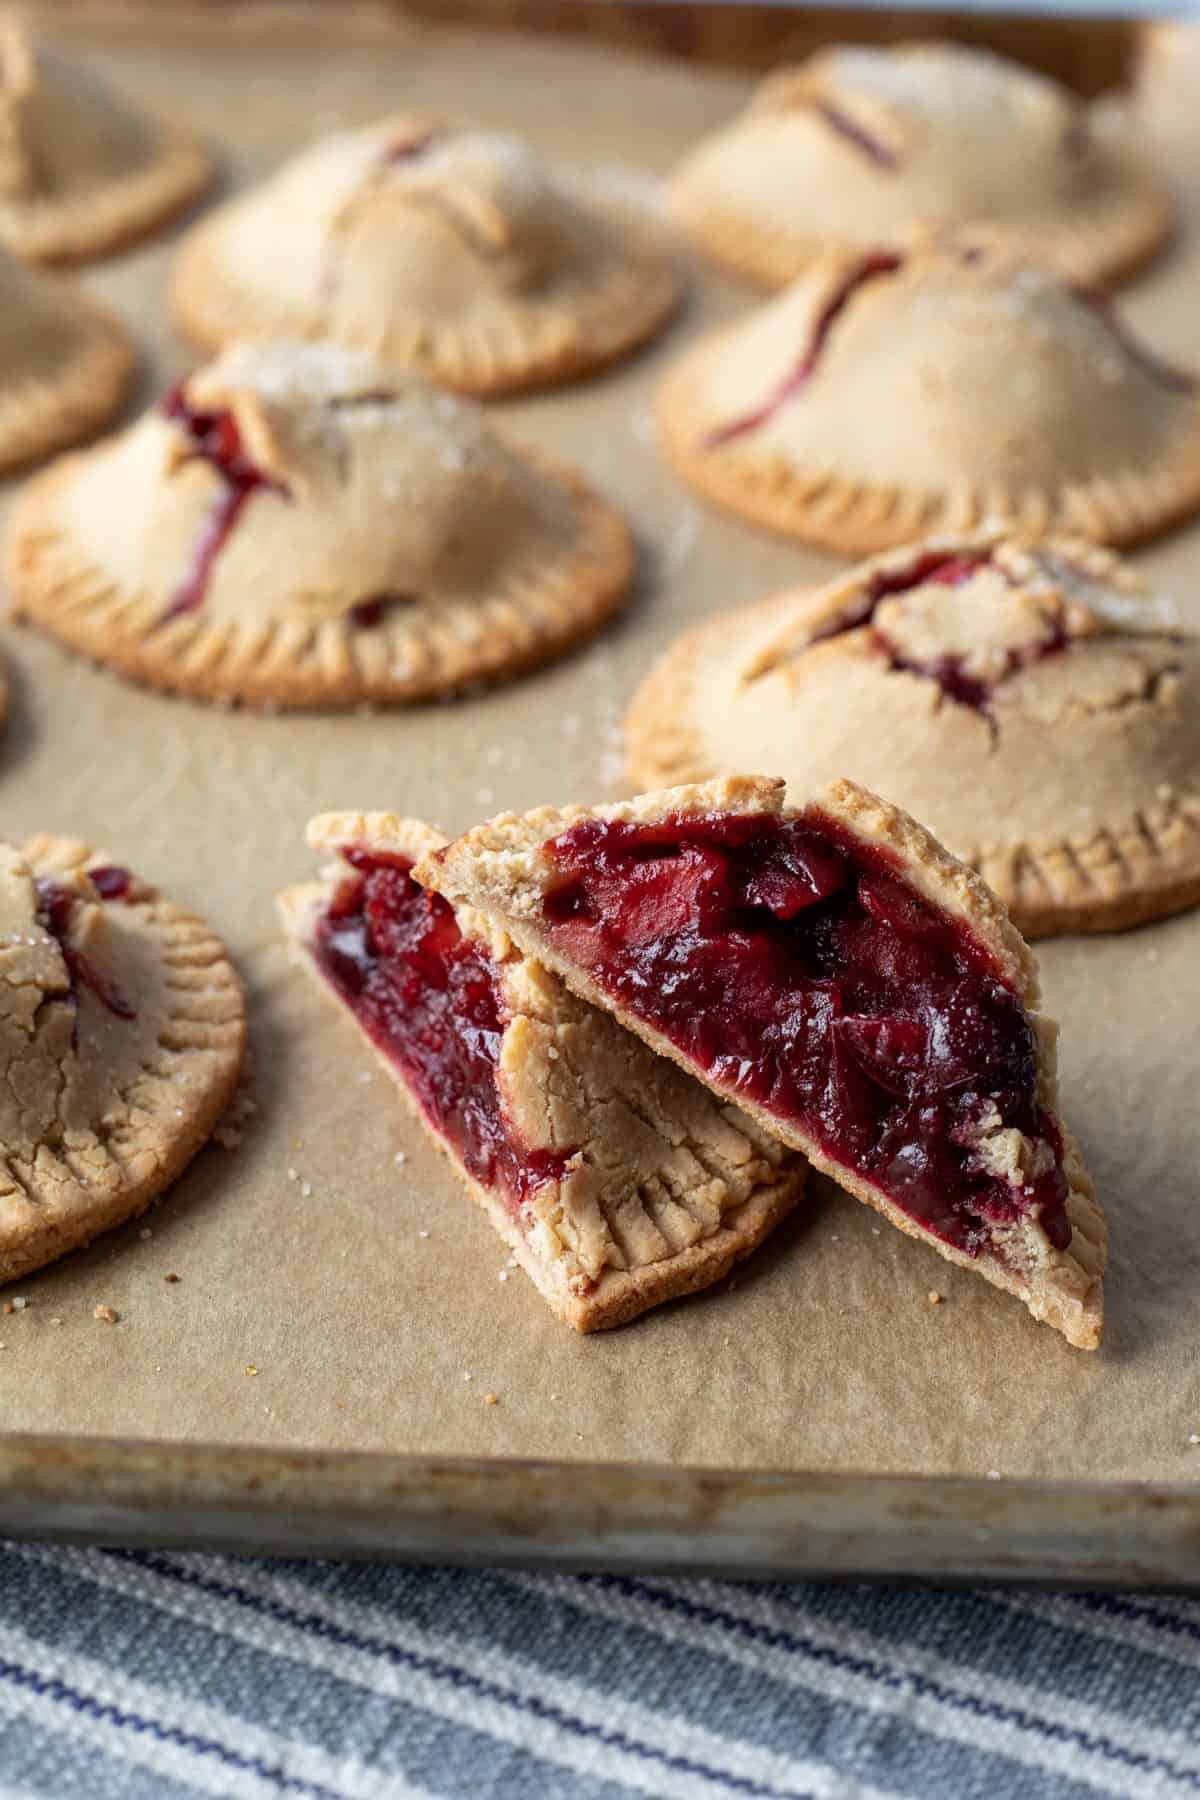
[0,836,244,1281]
[670,41,1170,292]
[0,12,209,262]
[627,529,1200,937]
[0,243,131,469]
[4,340,634,707]
[416,777,1105,1349]
[279,814,804,1331]
[657,239,1200,554]
[170,117,681,394]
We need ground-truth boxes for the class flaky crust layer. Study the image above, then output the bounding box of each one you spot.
[626,529,1200,937]
[280,811,803,1332]
[0,836,245,1282]
[416,776,1105,1349]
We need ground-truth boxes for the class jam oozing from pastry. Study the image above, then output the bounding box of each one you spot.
[811,100,900,171]
[706,252,903,447]
[349,594,416,630]
[814,550,1069,716]
[87,865,133,901]
[162,384,286,620]
[314,851,570,1213]
[36,879,137,1020]
[538,810,1069,1256]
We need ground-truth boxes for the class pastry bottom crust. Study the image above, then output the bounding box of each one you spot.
[5,448,635,709]
[669,168,1172,296]
[0,293,132,474]
[0,836,245,1283]
[0,127,212,264]
[656,335,1200,556]
[169,201,681,398]
[279,882,803,1332]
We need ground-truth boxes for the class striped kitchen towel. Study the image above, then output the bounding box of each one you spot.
[0,1546,1195,1797]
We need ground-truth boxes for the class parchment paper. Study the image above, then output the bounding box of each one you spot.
[0,10,1196,1484]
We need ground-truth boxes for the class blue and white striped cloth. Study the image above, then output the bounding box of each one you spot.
[0,1548,1197,1796]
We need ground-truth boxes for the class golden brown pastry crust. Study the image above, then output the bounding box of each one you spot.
[0,835,245,1282]
[169,118,680,395]
[415,775,1105,1350]
[671,42,1170,292]
[0,256,132,471]
[0,18,210,263]
[4,343,635,708]
[626,529,1200,937]
[279,812,803,1332]
[656,241,1200,554]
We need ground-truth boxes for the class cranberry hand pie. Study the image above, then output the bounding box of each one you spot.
[4,340,634,707]
[416,777,1105,1349]
[628,530,1200,937]
[0,836,245,1281]
[657,239,1200,553]
[670,41,1169,292]
[170,118,680,395]
[279,814,803,1332]
[0,14,209,262]
[0,245,132,469]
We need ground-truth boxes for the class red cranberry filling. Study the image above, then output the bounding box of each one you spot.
[88,865,133,901]
[811,100,900,171]
[161,384,287,621]
[538,811,1069,1256]
[314,851,571,1213]
[349,594,417,630]
[36,879,136,1021]
[813,550,1070,717]
[706,252,903,448]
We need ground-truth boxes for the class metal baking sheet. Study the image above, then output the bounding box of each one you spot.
[0,6,1197,1581]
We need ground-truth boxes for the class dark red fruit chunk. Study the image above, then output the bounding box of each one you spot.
[88,865,132,901]
[314,851,572,1214]
[811,99,900,170]
[539,809,1069,1256]
[161,383,287,620]
[706,252,904,447]
[36,879,136,1021]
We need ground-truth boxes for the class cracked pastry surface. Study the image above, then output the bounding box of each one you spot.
[3,339,634,707]
[169,116,681,394]
[0,835,245,1282]
[416,776,1105,1349]
[627,529,1200,937]
[0,13,210,262]
[279,814,804,1332]
[0,243,132,469]
[656,239,1200,553]
[670,41,1170,292]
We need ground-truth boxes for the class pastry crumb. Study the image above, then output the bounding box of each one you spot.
[986,1469,1002,1481]
[497,1270,509,1283]
[287,1167,298,1182]
[394,1151,407,1165]
[484,1392,499,1407]
[1188,1433,1200,1445]
[164,1273,181,1284]
[928,1291,943,1305]
[463,1371,473,1383]
[49,1317,62,1327]
[94,1304,119,1324]
[301,1181,313,1199]
[418,1230,430,1239]
[246,1364,258,1376]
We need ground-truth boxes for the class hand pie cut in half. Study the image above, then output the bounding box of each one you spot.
[0,243,132,469]
[416,777,1105,1349]
[627,529,1200,938]
[4,340,634,707]
[279,815,804,1332]
[657,239,1200,553]
[170,117,681,395]
[0,13,210,262]
[669,41,1170,293]
[0,836,245,1281]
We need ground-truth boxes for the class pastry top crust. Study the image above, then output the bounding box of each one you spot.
[677,239,1199,499]
[671,40,1167,281]
[0,834,244,1273]
[0,240,119,371]
[40,340,602,627]
[179,115,678,353]
[285,810,801,1298]
[415,773,1040,1005]
[625,529,1200,889]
